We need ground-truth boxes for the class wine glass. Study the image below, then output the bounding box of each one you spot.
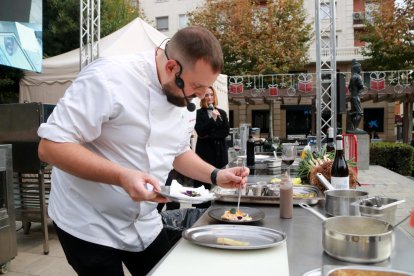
[281,143,297,176]
[233,138,242,166]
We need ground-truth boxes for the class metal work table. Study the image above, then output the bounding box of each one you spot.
[196,201,414,275]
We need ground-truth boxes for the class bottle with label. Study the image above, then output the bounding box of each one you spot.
[330,135,349,189]
[246,134,255,167]
[326,127,335,153]
[279,172,293,219]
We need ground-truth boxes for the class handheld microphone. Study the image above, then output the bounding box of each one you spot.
[208,104,221,121]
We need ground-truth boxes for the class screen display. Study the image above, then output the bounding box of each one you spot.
[0,0,42,72]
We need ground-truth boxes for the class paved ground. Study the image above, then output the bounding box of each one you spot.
[3,165,414,275]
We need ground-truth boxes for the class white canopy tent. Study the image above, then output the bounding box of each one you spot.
[19,17,228,113]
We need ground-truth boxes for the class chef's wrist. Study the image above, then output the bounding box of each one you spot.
[210,168,220,185]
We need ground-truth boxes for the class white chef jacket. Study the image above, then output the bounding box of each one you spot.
[38,50,196,251]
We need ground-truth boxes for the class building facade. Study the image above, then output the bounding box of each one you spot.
[138,0,410,142]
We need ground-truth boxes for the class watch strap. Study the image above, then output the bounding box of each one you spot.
[210,168,220,185]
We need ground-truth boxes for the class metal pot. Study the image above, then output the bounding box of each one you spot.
[300,203,394,263]
[325,189,368,216]
[316,173,368,216]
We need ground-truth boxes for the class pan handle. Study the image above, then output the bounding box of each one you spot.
[299,203,328,221]
[316,173,335,190]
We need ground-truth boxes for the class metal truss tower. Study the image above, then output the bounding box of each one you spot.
[315,0,337,148]
[80,0,101,69]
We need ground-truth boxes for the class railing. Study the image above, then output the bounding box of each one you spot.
[307,47,366,62]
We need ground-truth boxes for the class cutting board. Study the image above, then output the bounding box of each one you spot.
[150,238,289,276]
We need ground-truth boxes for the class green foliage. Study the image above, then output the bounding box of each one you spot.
[370,142,413,176]
[44,0,141,57]
[188,0,312,76]
[360,0,414,70]
[101,0,140,38]
[0,66,24,103]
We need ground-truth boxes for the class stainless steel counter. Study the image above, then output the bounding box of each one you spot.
[193,201,414,276]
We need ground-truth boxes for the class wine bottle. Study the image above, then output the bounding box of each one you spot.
[246,134,255,167]
[326,127,335,153]
[330,135,349,189]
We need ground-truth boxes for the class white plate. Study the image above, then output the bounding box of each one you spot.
[156,186,216,204]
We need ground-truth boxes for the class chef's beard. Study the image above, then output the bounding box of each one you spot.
[162,80,188,107]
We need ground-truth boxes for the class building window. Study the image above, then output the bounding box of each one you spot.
[363,108,384,133]
[285,106,312,135]
[178,14,188,29]
[156,16,169,31]
[252,110,269,134]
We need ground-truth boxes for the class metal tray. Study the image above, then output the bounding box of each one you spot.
[182,224,286,250]
[213,185,322,205]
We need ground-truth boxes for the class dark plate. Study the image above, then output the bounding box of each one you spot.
[208,207,265,224]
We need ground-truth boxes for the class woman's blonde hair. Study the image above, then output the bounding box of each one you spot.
[200,86,218,108]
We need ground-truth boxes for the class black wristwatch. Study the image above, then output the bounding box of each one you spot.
[210,168,220,185]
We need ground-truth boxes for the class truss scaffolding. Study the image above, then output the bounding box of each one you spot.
[80,0,100,69]
[315,0,337,147]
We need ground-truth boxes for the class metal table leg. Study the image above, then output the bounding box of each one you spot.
[38,169,49,255]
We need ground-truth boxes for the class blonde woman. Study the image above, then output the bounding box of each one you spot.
[194,86,230,208]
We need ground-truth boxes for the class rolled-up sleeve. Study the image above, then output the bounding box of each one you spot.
[38,62,114,144]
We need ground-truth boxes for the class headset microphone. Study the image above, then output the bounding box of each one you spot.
[175,66,196,112]
[183,91,196,112]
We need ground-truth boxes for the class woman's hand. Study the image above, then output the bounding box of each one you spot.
[212,109,221,121]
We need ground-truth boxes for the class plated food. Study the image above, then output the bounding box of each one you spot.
[208,207,265,223]
[221,208,252,222]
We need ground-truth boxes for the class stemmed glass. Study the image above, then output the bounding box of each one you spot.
[281,143,297,176]
[233,138,242,159]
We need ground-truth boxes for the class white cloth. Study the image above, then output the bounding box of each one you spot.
[38,50,196,251]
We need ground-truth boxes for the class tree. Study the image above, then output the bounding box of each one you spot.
[44,0,141,57]
[1,0,142,103]
[360,0,414,70]
[188,0,312,76]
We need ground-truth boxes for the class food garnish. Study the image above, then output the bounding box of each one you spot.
[217,237,249,246]
[221,209,252,222]
[181,190,201,197]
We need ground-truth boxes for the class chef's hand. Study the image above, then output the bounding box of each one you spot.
[216,166,250,189]
[119,168,170,203]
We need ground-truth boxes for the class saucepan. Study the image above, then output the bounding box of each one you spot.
[300,203,394,263]
[316,173,368,216]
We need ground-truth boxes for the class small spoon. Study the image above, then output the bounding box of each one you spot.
[236,158,244,211]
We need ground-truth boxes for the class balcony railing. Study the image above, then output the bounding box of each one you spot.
[307,47,366,63]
